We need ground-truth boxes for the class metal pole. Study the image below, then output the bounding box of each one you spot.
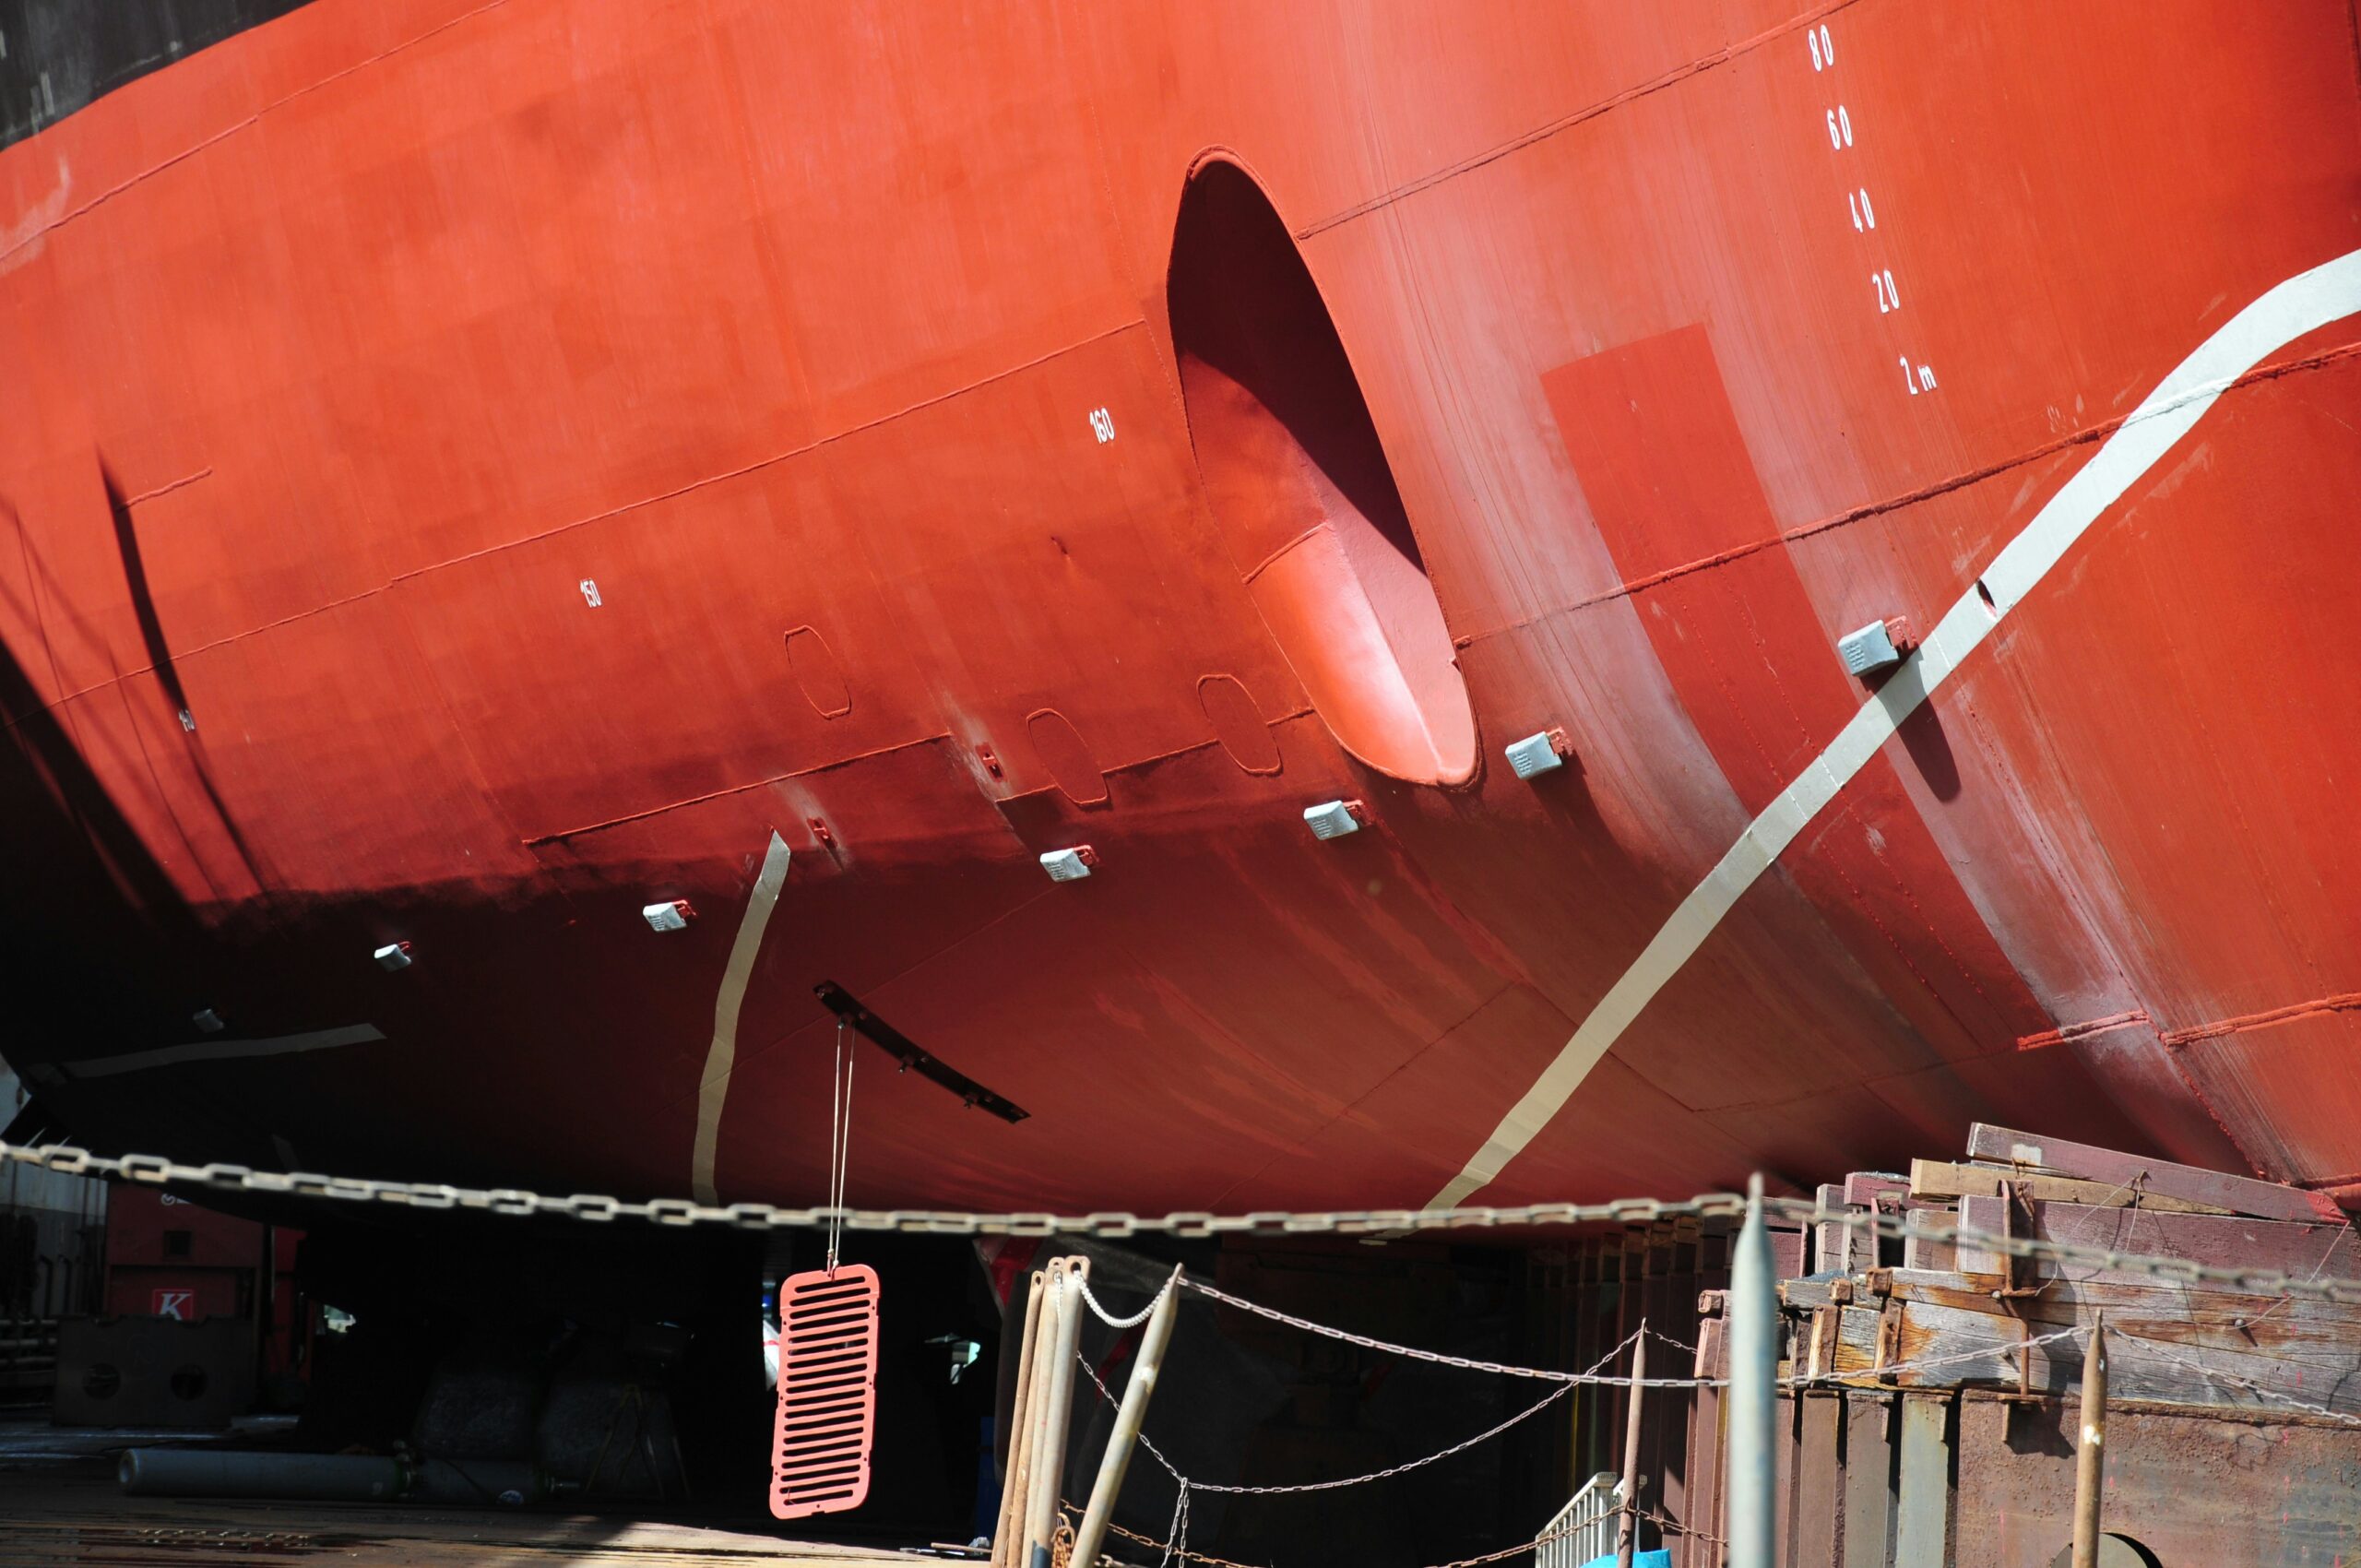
[1070,1267,1181,1568]
[1024,1259,1089,1568]
[2070,1313,2108,1568]
[1006,1262,1066,1568]
[991,1269,1049,1568]
[1614,1320,1646,1568]
[1726,1174,1776,1568]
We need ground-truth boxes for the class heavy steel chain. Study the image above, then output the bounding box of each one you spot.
[4,1136,2356,1306]
[0,1138,1746,1235]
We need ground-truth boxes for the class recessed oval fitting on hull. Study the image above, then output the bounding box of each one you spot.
[1168,160,1477,786]
[1197,673,1283,776]
[1026,707,1109,806]
[784,625,853,719]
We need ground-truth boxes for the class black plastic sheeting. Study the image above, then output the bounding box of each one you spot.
[0,0,318,151]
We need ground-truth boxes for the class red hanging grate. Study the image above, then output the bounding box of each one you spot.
[770,1263,880,1520]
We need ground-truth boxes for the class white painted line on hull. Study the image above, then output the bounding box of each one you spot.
[1431,249,2361,1209]
[61,1024,386,1079]
[691,831,794,1205]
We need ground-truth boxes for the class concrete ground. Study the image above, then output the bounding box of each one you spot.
[0,1413,950,1566]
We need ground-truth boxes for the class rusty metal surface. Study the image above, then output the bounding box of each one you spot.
[1950,1396,2361,1568]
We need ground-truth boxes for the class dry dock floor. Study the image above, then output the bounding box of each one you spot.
[2,1419,938,1567]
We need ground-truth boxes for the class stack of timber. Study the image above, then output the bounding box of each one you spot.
[1684,1124,2361,1567]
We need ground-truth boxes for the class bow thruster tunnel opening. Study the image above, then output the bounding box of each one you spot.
[1167,160,1477,787]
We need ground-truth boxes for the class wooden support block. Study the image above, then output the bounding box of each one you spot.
[1844,1172,1909,1206]
[1901,1230,1957,1272]
[1781,1277,1838,1311]
[1964,1123,2340,1222]
[1911,1159,2233,1215]
[1794,1396,1844,1567]
[1893,1396,1950,1566]
[1770,1226,1806,1282]
[1839,1396,1892,1568]
[1871,1285,2361,1409]
[1813,1183,1855,1277]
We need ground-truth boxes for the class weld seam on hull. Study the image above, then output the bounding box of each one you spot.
[1429,249,2361,1208]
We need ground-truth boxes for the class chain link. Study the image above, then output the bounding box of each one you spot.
[1184,1280,1669,1384]
[0,1139,1746,1238]
[1073,1333,1635,1498]
[5,1138,2355,1307]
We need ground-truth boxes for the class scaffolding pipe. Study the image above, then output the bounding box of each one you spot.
[1023,1259,1089,1568]
[1070,1267,1181,1568]
[1614,1321,1646,1568]
[1726,1174,1776,1568]
[991,1269,1049,1568]
[2070,1314,2109,1568]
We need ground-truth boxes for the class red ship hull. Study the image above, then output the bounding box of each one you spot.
[4,1,2359,1218]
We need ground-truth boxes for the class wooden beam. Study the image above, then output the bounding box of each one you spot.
[1954,1196,2361,1283]
[1911,1159,2233,1215]
[1964,1124,2340,1223]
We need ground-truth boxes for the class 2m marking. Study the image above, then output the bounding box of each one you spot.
[1901,358,1939,395]
[1874,269,1901,313]
[1087,408,1116,444]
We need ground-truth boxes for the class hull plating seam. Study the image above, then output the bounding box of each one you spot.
[1296,0,1861,239]
[1430,250,2361,1209]
[1452,339,2361,650]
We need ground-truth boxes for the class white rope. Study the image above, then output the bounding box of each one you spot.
[1077,1270,1176,1330]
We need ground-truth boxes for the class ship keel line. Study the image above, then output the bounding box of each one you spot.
[1430,248,2361,1209]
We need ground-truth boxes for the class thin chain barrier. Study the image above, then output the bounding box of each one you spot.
[1186,1277,2083,1390]
[2110,1327,2361,1428]
[4,1137,2355,1306]
[1182,1279,1653,1384]
[1645,1323,1700,1356]
[1074,1332,1636,1498]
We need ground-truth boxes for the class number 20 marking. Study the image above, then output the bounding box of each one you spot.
[1873,269,1901,312]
